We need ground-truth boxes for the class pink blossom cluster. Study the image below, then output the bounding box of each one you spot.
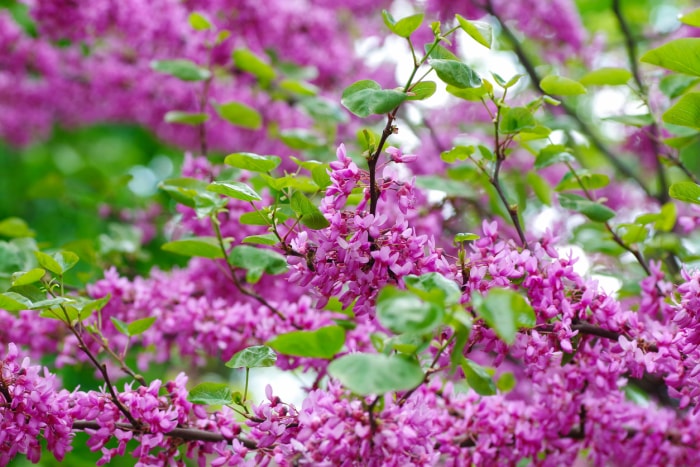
[287,144,451,315]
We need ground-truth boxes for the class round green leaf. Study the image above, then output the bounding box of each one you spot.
[188,12,212,30]
[11,268,45,287]
[164,111,209,125]
[670,181,700,205]
[214,101,262,130]
[290,192,330,230]
[429,59,482,89]
[640,38,700,77]
[232,48,276,83]
[162,237,224,259]
[0,217,35,238]
[579,68,632,86]
[228,245,288,283]
[328,353,424,395]
[662,92,700,130]
[462,358,496,395]
[267,325,345,359]
[376,286,443,334]
[407,81,437,101]
[403,272,461,306]
[456,14,492,48]
[150,59,211,81]
[224,153,282,173]
[471,288,535,345]
[188,382,233,406]
[540,75,586,96]
[341,80,407,118]
[225,345,277,368]
[207,181,262,201]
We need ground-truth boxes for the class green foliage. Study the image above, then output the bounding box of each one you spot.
[164,111,210,125]
[471,288,535,345]
[162,237,225,259]
[207,181,262,201]
[341,80,407,118]
[381,10,424,38]
[228,245,288,283]
[461,358,497,395]
[640,38,700,77]
[110,316,157,337]
[429,59,482,88]
[290,192,330,229]
[328,353,424,395]
[376,286,444,334]
[225,345,277,368]
[579,68,632,86]
[225,153,282,172]
[539,75,587,95]
[558,193,616,222]
[669,181,700,205]
[214,101,263,129]
[267,325,345,359]
[188,382,233,405]
[150,59,211,81]
[233,48,276,83]
[456,14,492,48]
[662,93,700,129]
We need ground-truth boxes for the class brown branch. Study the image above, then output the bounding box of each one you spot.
[71,420,258,449]
[537,322,658,353]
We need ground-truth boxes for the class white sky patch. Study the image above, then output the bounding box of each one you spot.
[249,367,315,408]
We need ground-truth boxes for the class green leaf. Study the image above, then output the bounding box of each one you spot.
[207,181,262,201]
[110,317,130,336]
[455,14,492,48]
[382,10,424,38]
[214,101,262,130]
[162,237,225,259]
[158,177,208,208]
[527,172,552,206]
[150,59,211,81]
[462,358,497,395]
[499,107,537,134]
[290,191,330,230]
[232,48,276,83]
[680,8,700,27]
[659,74,700,99]
[279,79,319,97]
[279,129,323,150]
[341,80,407,118]
[471,288,535,345]
[555,172,610,192]
[429,59,482,89]
[454,232,480,242]
[441,145,474,163]
[188,12,212,30]
[535,144,575,169]
[496,372,516,392]
[403,273,462,306]
[328,353,424,395]
[228,245,288,283]
[669,181,700,205]
[11,268,45,287]
[188,382,233,406]
[617,223,649,244]
[0,217,35,238]
[425,43,458,61]
[579,68,631,86]
[407,81,437,101]
[34,251,78,275]
[662,92,700,129]
[558,193,616,222]
[164,111,209,125]
[224,152,281,173]
[298,96,347,123]
[267,325,345,359]
[640,38,700,76]
[603,114,654,127]
[0,292,31,313]
[376,286,443,334]
[446,83,490,101]
[127,317,157,336]
[539,75,586,95]
[242,233,278,246]
[225,345,277,368]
